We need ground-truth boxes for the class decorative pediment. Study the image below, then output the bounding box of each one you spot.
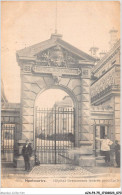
[36,45,82,67]
[16,34,96,67]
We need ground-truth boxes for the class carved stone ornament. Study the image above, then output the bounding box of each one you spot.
[52,73,62,84]
[50,45,66,67]
[36,45,80,67]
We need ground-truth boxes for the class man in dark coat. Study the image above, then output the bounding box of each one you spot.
[115,140,120,167]
[22,139,32,171]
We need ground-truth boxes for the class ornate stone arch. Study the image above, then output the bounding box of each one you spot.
[17,34,95,151]
[33,84,80,147]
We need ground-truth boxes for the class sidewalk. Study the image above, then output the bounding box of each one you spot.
[1,162,120,179]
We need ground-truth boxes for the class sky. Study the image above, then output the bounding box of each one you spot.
[35,89,68,108]
[1,1,120,103]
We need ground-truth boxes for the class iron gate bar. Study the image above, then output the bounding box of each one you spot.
[57,107,59,162]
[62,108,64,162]
[54,106,56,164]
[68,108,69,150]
[1,124,15,162]
[35,107,75,164]
[44,108,45,163]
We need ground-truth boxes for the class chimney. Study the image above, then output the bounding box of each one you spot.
[109,28,118,49]
[89,47,99,58]
[99,51,107,59]
[51,33,62,40]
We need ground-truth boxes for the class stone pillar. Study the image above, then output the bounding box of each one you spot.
[21,74,35,142]
[16,71,37,168]
[77,67,96,166]
[20,73,46,142]
[80,68,92,146]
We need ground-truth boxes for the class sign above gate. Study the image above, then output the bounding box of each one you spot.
[32,65,81,76]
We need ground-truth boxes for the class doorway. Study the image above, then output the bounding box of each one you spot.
[34,89,75,164]
[94,125,109,156]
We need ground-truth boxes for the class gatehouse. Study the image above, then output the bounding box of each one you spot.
[1,33,120,167]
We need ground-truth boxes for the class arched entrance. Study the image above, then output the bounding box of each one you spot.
[16,33,95,164]
[34,88,76,164]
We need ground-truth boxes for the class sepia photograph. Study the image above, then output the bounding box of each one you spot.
[1,0,121,190]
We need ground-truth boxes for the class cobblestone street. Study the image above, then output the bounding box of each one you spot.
[2,163,120,188]
[2,162,120,179]
[29,164,94,177]
[28,164,120,178]
[2,163,120,179]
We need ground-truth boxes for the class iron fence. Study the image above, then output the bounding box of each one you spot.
[35,107,75,164]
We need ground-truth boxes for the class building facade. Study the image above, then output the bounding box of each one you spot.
[1,34,120,165]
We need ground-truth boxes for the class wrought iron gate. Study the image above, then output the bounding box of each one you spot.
[35,107,75,164]
[1,124,15,162]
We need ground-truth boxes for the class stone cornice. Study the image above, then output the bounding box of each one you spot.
[92,40,120,74]
[1,109,20,113]
[91,64,119,86]
[91,111,113,115]
[91,85,120,105]
[1,103,20,110]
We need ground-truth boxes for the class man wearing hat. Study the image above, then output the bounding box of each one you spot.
[115,140,120,167]
[22,139,32,171]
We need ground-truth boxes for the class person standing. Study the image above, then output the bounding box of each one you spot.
[96,135,113,166]
[115,140,120,167]
[22,139,32,171]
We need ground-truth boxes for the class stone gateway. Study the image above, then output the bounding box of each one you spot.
[1,33,120,168]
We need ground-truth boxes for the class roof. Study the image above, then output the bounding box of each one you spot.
[16,34,96,62]
[1,80,8,103]
[17,38,55,58]
[92,39,120,74]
